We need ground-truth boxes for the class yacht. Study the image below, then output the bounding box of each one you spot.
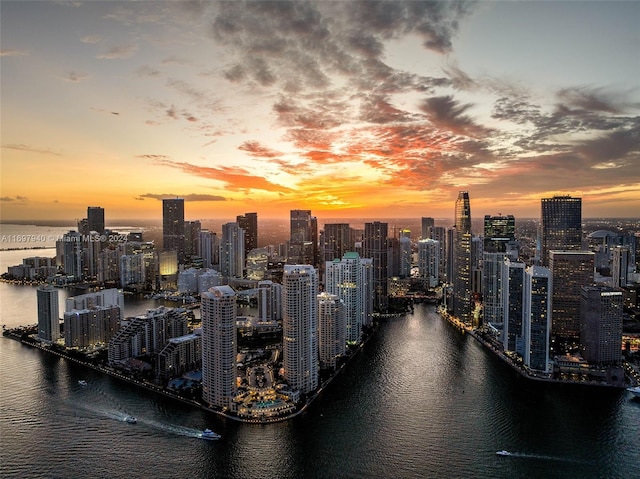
[125,416,137,424]
[627,386,640,398]
[496,450,511,456]
[200,429,221,440]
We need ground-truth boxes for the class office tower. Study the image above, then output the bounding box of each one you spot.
[399,235,412,278]
[322,223,351,262]
[429,226,447,282]
[612,246,630,288]
[502,259,526,353]
[549,251,595,346]
[87,206,105,234]
[162,198,185,263]
[220,222,245,281]
[325,252,373,344]
[540,195,582,266]
[289,210,317,265]
[184,220,201,259]
[387,237,400,278]
[363,221,388,312]
[453,191,473,324]
[421,217,435,239]
[418,239,439,288]
[257,280,282,321]
[282,265,319,394]
[484,215,515,253]
[202,286,237,409]
[158,250,178,289]
[523,266,552,373]
[236,212,258,255]
[580,286,623,365]
[317,292,346,369]
[37,285,60,342]
[64,306,120,348]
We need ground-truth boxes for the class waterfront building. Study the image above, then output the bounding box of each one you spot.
[98,247,120,284]
[66,288,125,318]
[549,250,595,346]
[399,235,412,278]
[523,265,552,373]
[483,252,508,327]
[322,223,351,263]
[282,265,319,395]
[452,191,473,324]
[162,198,185,264]
[87,206,105,234]
[540,195,582,266]
[421,217,435,239]
[202,286,238,410]
[363,221,388,312]
[120,253,146,289]
[184,220,201,260]
[484,215,516,253]
[580,286,623,365]
[57,230,83,280]
[325,252,373,344]
[37,285,60,342]
[82,231,103,280]
[236,212,258,255]
[257,280,282,321]
[387,236,400,278]
[198,269,223,294]
[177,267,200,294]
[612,246,631,288]
[64,305,121,349]
[418,239,439,288]
[289,210,318,266]
[220,222,245,282]
[502,259,526,354]
[157,331,202,381]
[428,226,447,283]
[317,292,346,370]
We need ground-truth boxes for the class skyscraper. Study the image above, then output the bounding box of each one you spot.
[322,223,351,263]
[289,210,317,265]
[282,265,319,394]
[220,222,245,281]
[184,220,201,259]
[502,258,526,353]
[453,191,473,324]
[201,286,237,410]
[421,217,435,239]
[317,292,346,370]
[483,214,515,253]
[236,212,258,254]
[418,238,439,288]
[363,221,388,312]
[87,206,105,234]
[37,285,60,342]
[325,252,373,344]
[523,265,552,373]
[257,280,282,321]
[549,250,595,346]
[580,286,623,366]
[162,198,185,263]
[540,195,582,266]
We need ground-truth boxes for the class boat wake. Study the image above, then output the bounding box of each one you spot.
[496,451,590,464]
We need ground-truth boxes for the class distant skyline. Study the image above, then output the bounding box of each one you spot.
[1,1,639,221]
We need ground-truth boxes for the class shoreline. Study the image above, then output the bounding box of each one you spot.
[2,320,379,425]
[437,307,633,389]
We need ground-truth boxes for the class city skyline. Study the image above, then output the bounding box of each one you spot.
[1,1,639,221]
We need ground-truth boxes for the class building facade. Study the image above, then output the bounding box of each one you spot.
[37,285,60,342]
[540,195,582,266]
[317,292,346,370]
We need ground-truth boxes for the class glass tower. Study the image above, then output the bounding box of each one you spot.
[540,195,582,266]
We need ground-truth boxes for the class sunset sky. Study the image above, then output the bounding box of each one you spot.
[1,0,639,222]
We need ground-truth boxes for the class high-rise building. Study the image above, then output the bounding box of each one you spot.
[220,222,245,281]
[282,265,318,394]
[418,239,439,288]
[184,220,201,260]
[66,288,125,318]
[64,306,120,349]
[325,252,373,344]
[482,252,509,326]
[502,259,526,354]
[162,198,185,263]
[257,280,282,321]
[289,210,317,265]
[399,235,412,278]
[549,250,595,345]
[580,286,623,365]
[611,246,630,288]
[428,226,447,282]
[523,266,552,373]
[363,221,388,312]
[317,292,346,370]
[236,212,258,255]
[201,286,237,410]
[421,217,435,239]
[57,230,83,280]
[483,215,515,253]
[37,285,60,342]
[87,206,105,234]
[540,195,582,266]
[198,230,214,269]
[453,191,473,324]
[322,223,351,263]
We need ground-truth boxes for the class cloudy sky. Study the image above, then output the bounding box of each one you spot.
[1,0,639,222]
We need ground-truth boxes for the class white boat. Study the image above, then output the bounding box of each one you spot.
[627,386,640,398]
[496,450,511,456]
[78,380,88,386]
[125,416,137,424]
[200,428,221,440]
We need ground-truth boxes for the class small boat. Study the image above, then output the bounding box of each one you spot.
[78,380,88,386]
[200,428,221,440]
[627,386,640,398]
[496,450,511,456]
[125,416,137,424]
